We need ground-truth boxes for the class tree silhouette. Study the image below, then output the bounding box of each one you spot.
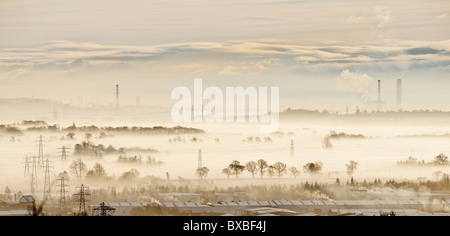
[267,166,275,178]
[303,162,322,179]
[86,163,107,181]
[70,158,87,181]
[196,167,210,180]
[273,162,287,178]
[228,160,245,178]
[256,159,268,178]
[289,167,300,178]
[222,168,231,179]
[433,153,449,166]
[346,160,358,178]
[245,161,258,178]
[119,169,140,182]
[27,201,46,216]
[66,132,75,140]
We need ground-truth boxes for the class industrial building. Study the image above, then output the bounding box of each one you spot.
[89,199,450,216]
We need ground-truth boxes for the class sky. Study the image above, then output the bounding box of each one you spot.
[0,0,449,112]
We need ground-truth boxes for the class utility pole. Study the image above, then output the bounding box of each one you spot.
[56,177,69,214]
[43,159,53,200]
[74,184,90,216]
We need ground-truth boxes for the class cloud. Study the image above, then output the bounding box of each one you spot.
[374,5,392,28]
[435,13,450,20]
[336,69,373,94]
[218,58,279,76]
[0,40,449,80]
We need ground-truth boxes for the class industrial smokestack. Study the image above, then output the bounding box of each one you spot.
[116,84,119,110]
[377,80,381,111]
[396,79,402,110]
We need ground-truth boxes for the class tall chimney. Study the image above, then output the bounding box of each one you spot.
[396,79,402,110]
[377,80,381,111]
[116,84,119,110]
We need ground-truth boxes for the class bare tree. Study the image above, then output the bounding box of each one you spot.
[433,171,443,181]
[196,167,210,180]
[273,162,287,178]
[69,158,87,181]
[84,133,92,141]
[289,167,300,178]
[303,162,323,179]
[434,153,449,165]
[345,160,359,178]
[228,160,245,178]
[267,165,275,178]
[66,132,75,140]
[323,137,332,149]
[85,163,107,181]
[245,161,258,178]
[256,159,268,178]
[222,168,231,179]
[119,168,140,182]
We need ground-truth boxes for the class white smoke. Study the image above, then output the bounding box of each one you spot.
[336,69,373,94]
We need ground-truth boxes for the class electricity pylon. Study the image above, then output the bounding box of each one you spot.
[74,184,90,216]
[42,159,53,200]
[57,146,71,161]
[56,177,69,214]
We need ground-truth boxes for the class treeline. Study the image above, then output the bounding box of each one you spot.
[2,120,204,135]
[117,155,164,166]
[0,125,24,136]
[219,160,324,179]
[73,141,158,158]
[66,159,141,185]
[397,153,449,166]
[283,108,450,116]
[59,123,204,135]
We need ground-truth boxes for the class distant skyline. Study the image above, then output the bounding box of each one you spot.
[1,0,449,112]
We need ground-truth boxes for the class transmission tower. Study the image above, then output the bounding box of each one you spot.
[74,184,90,216]
[43,159,53,200]
[37,135,44,169]
[30,155,38,195]
[57,146,71,161]
[23,156,31,179]
[56,177,69,214]
[290,139,294,158]
[93,202,115,216]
